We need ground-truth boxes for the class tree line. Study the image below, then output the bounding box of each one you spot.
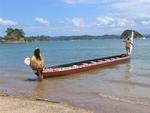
[0,28,146,43]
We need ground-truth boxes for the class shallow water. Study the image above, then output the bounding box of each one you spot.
[0,39,150,112]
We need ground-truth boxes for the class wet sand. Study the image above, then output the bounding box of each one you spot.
[0,94,91,113]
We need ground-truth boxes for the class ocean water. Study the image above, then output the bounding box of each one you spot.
[0,39,150,112]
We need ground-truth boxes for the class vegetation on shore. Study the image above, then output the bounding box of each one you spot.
[0,28,146,44]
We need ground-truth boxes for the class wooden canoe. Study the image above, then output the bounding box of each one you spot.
[42,54,130,78]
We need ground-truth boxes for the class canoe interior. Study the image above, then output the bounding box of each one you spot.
[46,54,129,69]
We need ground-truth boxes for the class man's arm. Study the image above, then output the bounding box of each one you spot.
[130,41,134,46]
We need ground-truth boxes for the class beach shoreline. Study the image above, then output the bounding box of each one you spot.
[0,93,91,113]
[1,91,150,113]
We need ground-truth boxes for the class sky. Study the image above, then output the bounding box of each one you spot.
[0,0,150,36]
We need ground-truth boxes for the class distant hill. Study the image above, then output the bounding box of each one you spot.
[26,35,51,42]
[144,35,150,38]
[50,35,120,41]
[121,30,144,39]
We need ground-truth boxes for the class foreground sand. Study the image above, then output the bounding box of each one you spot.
[0,95,91,113]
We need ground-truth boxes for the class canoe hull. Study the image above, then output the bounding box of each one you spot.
[42,54,130,78]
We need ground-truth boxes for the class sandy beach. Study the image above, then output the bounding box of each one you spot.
[1,92,150,113]
[0,94,91,113]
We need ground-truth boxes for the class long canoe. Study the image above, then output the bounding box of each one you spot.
[42,54,130,78]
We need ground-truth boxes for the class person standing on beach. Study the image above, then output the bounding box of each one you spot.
[125,38,133,55]
[30,48,45,81]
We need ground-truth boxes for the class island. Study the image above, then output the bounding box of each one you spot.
[0,28,26,44]
[120,30,145,39]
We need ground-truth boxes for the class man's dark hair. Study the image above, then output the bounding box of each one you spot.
[34,48,41,60]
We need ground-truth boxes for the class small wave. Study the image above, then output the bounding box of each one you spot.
[97,92,150,106]
[106,79,150,88]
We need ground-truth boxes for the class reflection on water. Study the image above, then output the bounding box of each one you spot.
[125,63,133,81]
[34,82,47,97]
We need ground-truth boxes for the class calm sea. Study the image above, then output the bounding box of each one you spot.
[0,39,150,112]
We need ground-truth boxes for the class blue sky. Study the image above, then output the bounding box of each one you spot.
[0,0,150,36]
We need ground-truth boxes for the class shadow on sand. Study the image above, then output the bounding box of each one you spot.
[24,77,38,82]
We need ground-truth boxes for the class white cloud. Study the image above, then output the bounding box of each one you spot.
[96,16,136,28]
[63,0,77,5]
[59,18,87,32]
[63,0,96,5]
[115,18,129,27]
[141,21,150,26]
[96,16,114,25]
[135,16,150,26]
[141,20,150,26]
[111,0,150,16]
[95,16,139,30]
[63,0,120,5]
[72,29,81,32]
[112,0,150,8]
[35,17,49,25]
[71,17,86,28]
[0,18,17,26]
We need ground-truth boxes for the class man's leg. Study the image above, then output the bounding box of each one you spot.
[37,70,43,81]
[126,47,128,55]
[128,47,131,55]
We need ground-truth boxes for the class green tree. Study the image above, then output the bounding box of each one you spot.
[121,30,144,39]
[5,28,25,41]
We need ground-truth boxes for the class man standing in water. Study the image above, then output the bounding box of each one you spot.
[30,48,45,81]
[125,38,133,55]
